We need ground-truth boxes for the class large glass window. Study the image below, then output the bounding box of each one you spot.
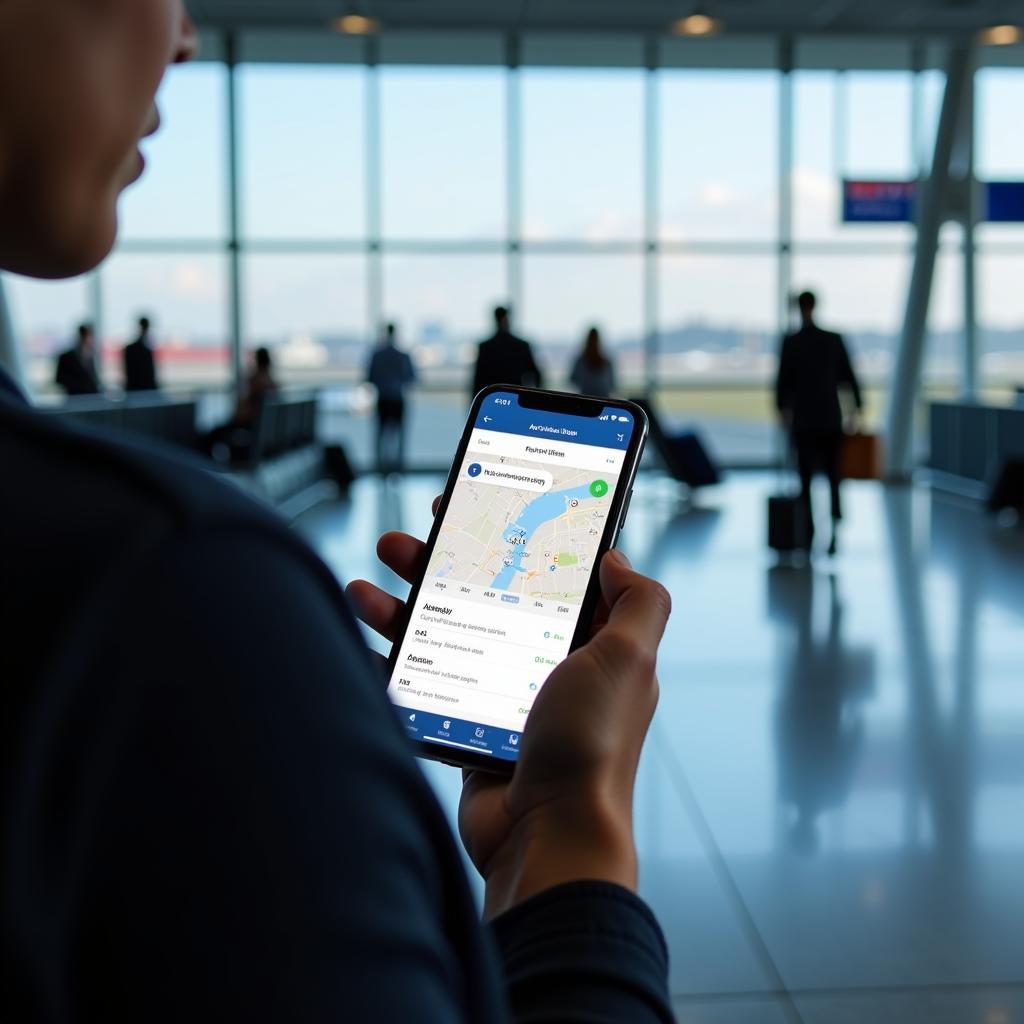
[242,254,368,385]
[239,65,365,239]
[4,274,92,395]
[101,253,230,390]
[659,71,779,241]
[521,254,644,388]
[521,70,644,240]
[120,63,228,241]
[381,68,505,240]
[381,253,507,382]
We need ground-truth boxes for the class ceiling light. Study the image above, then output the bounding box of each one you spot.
[671,12,724,37]
[332,13,380,35]
[980,24,1022,45]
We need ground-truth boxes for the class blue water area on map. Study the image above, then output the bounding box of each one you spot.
[491,484,595,590]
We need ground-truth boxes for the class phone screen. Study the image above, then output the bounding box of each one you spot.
[387,390,637,764]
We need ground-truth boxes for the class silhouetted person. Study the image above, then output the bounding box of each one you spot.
[55,323,101,396]
[367,322,416,474]
[204,347,278,462]
[570,326,616,398]
[776,291,862,556]
[123,315,159,392]
[472,306,542,396]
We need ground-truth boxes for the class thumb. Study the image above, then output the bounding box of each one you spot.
[596,550,672,661]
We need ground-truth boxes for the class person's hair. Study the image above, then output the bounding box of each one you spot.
[385,322,396,342]
[581,326,608,369]
[138,316,151,332]
[77,322,93,343]
[797,291,817,317]
[255,347,272,371]
[493,306,509,328]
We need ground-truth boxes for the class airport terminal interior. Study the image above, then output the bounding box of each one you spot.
[2,1,1024,1022]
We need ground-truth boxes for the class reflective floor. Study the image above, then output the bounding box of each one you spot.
[297,472,1024,1024]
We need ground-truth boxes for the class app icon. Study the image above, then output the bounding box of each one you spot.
[468,462,482,478]
[529,682,538,690]
[590,479,609,498]
[474,727,485,739]
[408,713,416,722]
[509,734,519,746]
[442,720,451,730]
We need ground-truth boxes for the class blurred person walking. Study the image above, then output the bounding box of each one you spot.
[570,326,616,399]
[366,322,416,474]
[55,322,101,396]
[472,305,543,396]
[123,315,160,392]
[775,290,863,556]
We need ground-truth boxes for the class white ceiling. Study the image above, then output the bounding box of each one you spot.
[186,0,1024,35]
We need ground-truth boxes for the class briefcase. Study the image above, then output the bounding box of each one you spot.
[841,432,884,480]
[767,494,810,553]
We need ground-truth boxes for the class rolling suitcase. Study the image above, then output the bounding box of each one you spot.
[665,431,721,488]
[767,493,809,553]
[768,433,809,553]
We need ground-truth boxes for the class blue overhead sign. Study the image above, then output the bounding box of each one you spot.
[985,182,1024,223]
[843,180,917,222]
[843,179,1024,224]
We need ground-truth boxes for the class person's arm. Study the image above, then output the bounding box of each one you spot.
[472,346,485,396]
[837,335,863,411]
[349,535,675,1024]
[68,528,507,1023]
[526,344,543,389]
[775,335,792,418]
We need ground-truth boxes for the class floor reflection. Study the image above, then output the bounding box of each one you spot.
[769,568,875,855]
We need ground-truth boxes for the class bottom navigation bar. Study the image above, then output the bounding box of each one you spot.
[397,706,522,763]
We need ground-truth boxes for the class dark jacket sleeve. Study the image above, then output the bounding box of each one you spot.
[472,344,486,396]
[47,524,671,1023]
[836,334,863,410]
[491,882,674,1023]
[524,343,543,389]
[64,528,506,1023]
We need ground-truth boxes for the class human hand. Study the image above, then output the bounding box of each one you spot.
[346,503,671,919]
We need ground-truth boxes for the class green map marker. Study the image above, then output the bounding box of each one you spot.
[589,479,609,498]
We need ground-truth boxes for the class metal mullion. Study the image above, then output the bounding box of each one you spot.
[643,35,658,394]
[507,33,522,318]
[366,37,383,340]
[226,31,243,390]
[779,36,794,336]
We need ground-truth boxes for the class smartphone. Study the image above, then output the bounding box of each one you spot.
[385,385,648,774]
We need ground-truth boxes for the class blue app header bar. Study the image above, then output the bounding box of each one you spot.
[475,391,635,450]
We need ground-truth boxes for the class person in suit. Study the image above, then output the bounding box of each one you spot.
[775,291,863,556]
[55,322,101,396]
[366,322,416,474]
[123,315,159,392]
[472,306,543,397]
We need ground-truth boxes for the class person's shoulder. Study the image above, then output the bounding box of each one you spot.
[0,400,284,546]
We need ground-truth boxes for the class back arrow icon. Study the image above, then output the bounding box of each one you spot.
[484,416,492,422]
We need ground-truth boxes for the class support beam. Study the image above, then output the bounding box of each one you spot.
[225,32,244,394]
[886,42,975,478]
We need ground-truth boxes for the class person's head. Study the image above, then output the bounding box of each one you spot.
[0,1,199,280]
[254,347,272,373]
[383,322,397,347]
[797,290,817,325]
[76,322,95,353]
[138,315,152,335]
[493,306,510,333]
[582,326,604,366]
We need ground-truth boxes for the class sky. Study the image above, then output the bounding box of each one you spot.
[5,60,1024,380]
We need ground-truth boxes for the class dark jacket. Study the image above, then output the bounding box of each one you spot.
[0,371,671,1024]
[472,332,543,396]
[55,347,101,396]
[776,323,862,433]
[123,338,159,392]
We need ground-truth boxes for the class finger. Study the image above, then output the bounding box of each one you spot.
[432,494,442,516]
[345,579,406,642]
[376,531,427,585]
[598,550,672,653]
